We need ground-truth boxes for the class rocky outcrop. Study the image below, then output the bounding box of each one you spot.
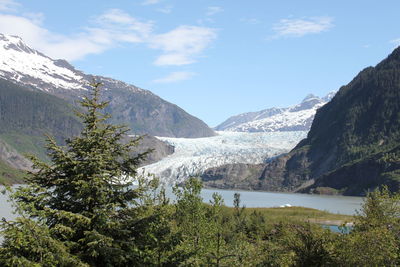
[201,163,265,189]
[135,135,175,166]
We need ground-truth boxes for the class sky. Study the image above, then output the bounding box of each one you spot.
[0,0,399,127]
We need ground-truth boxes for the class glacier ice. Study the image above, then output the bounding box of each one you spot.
[139,131,307,184]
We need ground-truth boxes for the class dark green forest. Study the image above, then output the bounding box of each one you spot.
[1,84,399,266]
[0,79,84,184]
[0,78,82,157]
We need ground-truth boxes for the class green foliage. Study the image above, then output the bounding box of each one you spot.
[354,186,400,231]
[172,178,214,265]
[0,216,86,267]
[1,81,399,266]
[335,227,398,266]
[334,186,400,266]
[0,83,162,266]
[0,78,82,161]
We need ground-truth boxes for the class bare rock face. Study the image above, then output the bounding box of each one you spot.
[135,135,175,166]
[201,163,265,190]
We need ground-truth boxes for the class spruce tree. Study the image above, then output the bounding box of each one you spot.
[0,83,154,266]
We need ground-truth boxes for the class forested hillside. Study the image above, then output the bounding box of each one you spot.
[0,79,175,184]
[0,78,82,158]
[202,47,400,196]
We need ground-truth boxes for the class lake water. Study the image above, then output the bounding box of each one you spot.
[174,188,364,215]
[0,186,364,221]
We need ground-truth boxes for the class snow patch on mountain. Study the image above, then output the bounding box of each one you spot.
[0,34,85,91]
[216,92,335,132]
[140,131,307,184]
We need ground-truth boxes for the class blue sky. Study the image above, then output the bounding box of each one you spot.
[0,0,399,127]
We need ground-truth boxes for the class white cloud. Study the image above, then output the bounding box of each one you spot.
[150,25,217,66]
[0,0,19,11]
[273,16,333,38]
[0,8,217,65]
[94,9,153,39]
[0,10,153,61]
[142,0,160,5]
[153,71,196,83]
[206,6,223,16]
[22,12,44,24]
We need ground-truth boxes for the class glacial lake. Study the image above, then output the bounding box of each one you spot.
[0,185,364,221]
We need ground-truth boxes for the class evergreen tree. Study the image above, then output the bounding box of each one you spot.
[0,83,155,266]
[172,177,211,265]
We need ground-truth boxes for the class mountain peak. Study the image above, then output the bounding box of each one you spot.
[0,33,86,91]
[215,92,331,132]
[0,33,36,54]
[301,93,319,102]
[322,91,336,102]
[0,33,23,43]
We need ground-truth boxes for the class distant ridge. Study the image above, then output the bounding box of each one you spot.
[215,92,335,132]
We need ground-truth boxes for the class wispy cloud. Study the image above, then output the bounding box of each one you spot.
[153,71,196,83]
[0,9,153,61]
[150,25,217,66]
[0,6,217,66]
[141,0,160,5]
[0,0,19,11]
[94,8,153,40]
[206,6,223,16]
[272,16,334,38]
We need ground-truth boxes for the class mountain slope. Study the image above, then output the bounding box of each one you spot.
[0,33,215,138]
[215,93,335,132]
[207,47,400,196]
[0,78,175,184]
[0,78,83,160]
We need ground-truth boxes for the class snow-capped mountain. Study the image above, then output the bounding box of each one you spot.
[215,92,336,132]
[0,33,215,138]
[140,131,307,184]
[0,35,86,91]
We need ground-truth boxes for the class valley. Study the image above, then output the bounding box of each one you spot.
[0,32,399,198]
[1,1,400,265]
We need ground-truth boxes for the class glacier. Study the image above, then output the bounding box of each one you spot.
[139,131,307,184]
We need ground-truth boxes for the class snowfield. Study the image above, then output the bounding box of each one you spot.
[215,92,336,133]
[0,34,85,91]
[140,131,307,184]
